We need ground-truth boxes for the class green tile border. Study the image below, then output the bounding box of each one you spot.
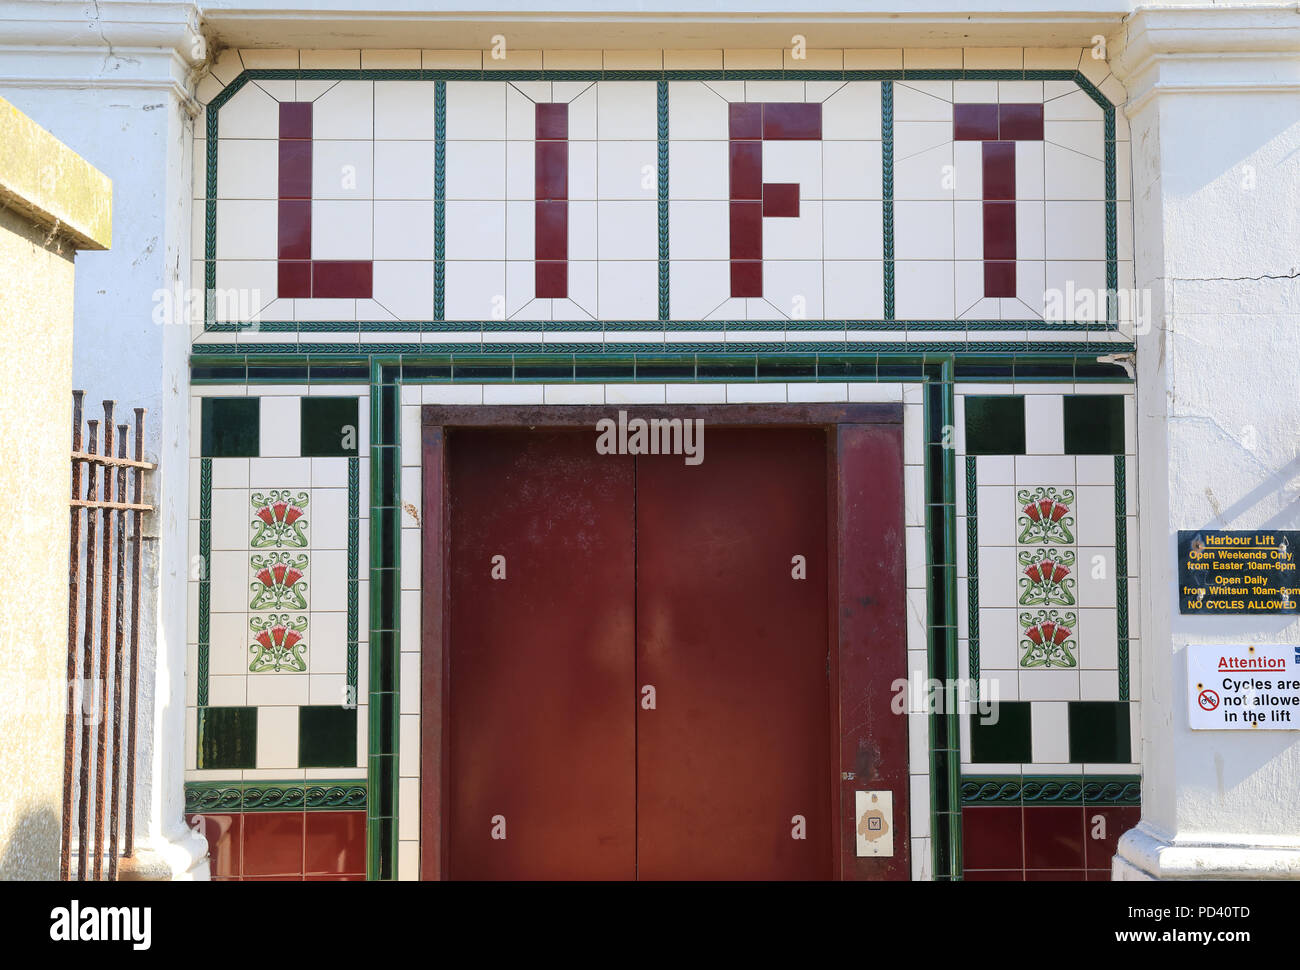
[200,67,1121,333]
[197,458,212,707]
[960,774,1140,805]
[184,780,367,813]
[348,455,360,698]
[1115,454,1130,701]
[965,455,980,703]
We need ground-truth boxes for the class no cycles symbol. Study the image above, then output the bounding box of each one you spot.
[1198,689,1220,711]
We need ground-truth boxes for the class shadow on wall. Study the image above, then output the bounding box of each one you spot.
[0,805,60,880]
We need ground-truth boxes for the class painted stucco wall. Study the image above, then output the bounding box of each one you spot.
[0,97,109,880]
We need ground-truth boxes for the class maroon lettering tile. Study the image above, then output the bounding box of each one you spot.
[278,200,312,260]
[983,202,1016,261]
[954,103,999,141]
[278,140,312,200]
[278,260,312,298]
[535,201,568,261]
[729,201,763,260]
[982,142,1016,201]
[984,261,1017,298]
[729,102,762,140]
[729,142,762,200]
[1023,805,1086,869]
[961,805,1023,871]
[536,102,568,141]
[535,141,568,201]
[241,810,305,877]
[1000,103,1044,141]
[304,810,367,875]
[762,102,822,140]
[279,102,312,140]
[763,182,800,218]
[313,260,373,299]
[730,260,762,298]
[536,260,567,299]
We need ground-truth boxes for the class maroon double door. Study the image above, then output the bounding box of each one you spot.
[445,426,832,880]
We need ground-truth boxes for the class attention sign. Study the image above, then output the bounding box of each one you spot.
[1187,644,1300,730]
[1177,530,1300,614]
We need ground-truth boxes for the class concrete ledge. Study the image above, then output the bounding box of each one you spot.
[0,96,111,250]
[1116,822,1300,880]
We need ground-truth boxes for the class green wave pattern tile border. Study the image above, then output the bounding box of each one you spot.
[184,780,367,813]
[960,774,1140,806]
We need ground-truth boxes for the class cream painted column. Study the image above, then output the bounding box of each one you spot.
[1112,5,1300,879]
[0,0,208,878]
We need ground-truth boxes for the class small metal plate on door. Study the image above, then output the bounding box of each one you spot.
[855,790,894,858]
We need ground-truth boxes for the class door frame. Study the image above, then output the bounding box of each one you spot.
[420,402,910,880]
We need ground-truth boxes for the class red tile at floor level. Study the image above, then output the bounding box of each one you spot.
[1087,868,1116,881]
[962,805,1023,871]
[243,875,305,881]
[954,103,999,141]
[187,813,241,878]
[1085,804,1141,869]
[313,260,373,299]
[1027,869,1086,881]
[304,810,368,875]
[1024,804,1086,869]
[730,260,762,298]
[763,182,800,218]
[964,868,1024,881]
[241,811,305,877]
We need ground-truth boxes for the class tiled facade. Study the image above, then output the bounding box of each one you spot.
[185,44,1139,880]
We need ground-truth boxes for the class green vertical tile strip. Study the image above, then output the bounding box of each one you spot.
[657,79,670,321]
[966,456,980,703]
[925,360,961,880]
[347,455,360,697]
[1114,453,1130,701]
[434,80,446,322]
[366,360,401,880]
[197,458,212,707]
[1104,104,1118,312]
[204,105,217,328]
[881,81,895,320]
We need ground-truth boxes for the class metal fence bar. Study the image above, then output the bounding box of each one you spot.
[62,394,155,880]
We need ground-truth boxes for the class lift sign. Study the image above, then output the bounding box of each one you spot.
[1177,530,1300,614]
[1187,644,1300,730]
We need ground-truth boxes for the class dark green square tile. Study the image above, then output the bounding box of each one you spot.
[300,396,360,457]
[198,706,257,769]
[970,701,1032,763]
[1063,394,1124,455]
[298,705,358,768]
[964,395,1025,455]
[1068,701,1131,763]
[201,397,260,457]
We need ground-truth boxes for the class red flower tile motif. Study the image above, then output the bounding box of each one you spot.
[1019,608,1079,668]
[250,490,309,549]
[1017,487,1075,544]
[249,613,308,673]
[249,552,309,611]
[1018,548,1076,607]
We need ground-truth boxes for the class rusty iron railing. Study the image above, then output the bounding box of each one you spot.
[61,392,155,880]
